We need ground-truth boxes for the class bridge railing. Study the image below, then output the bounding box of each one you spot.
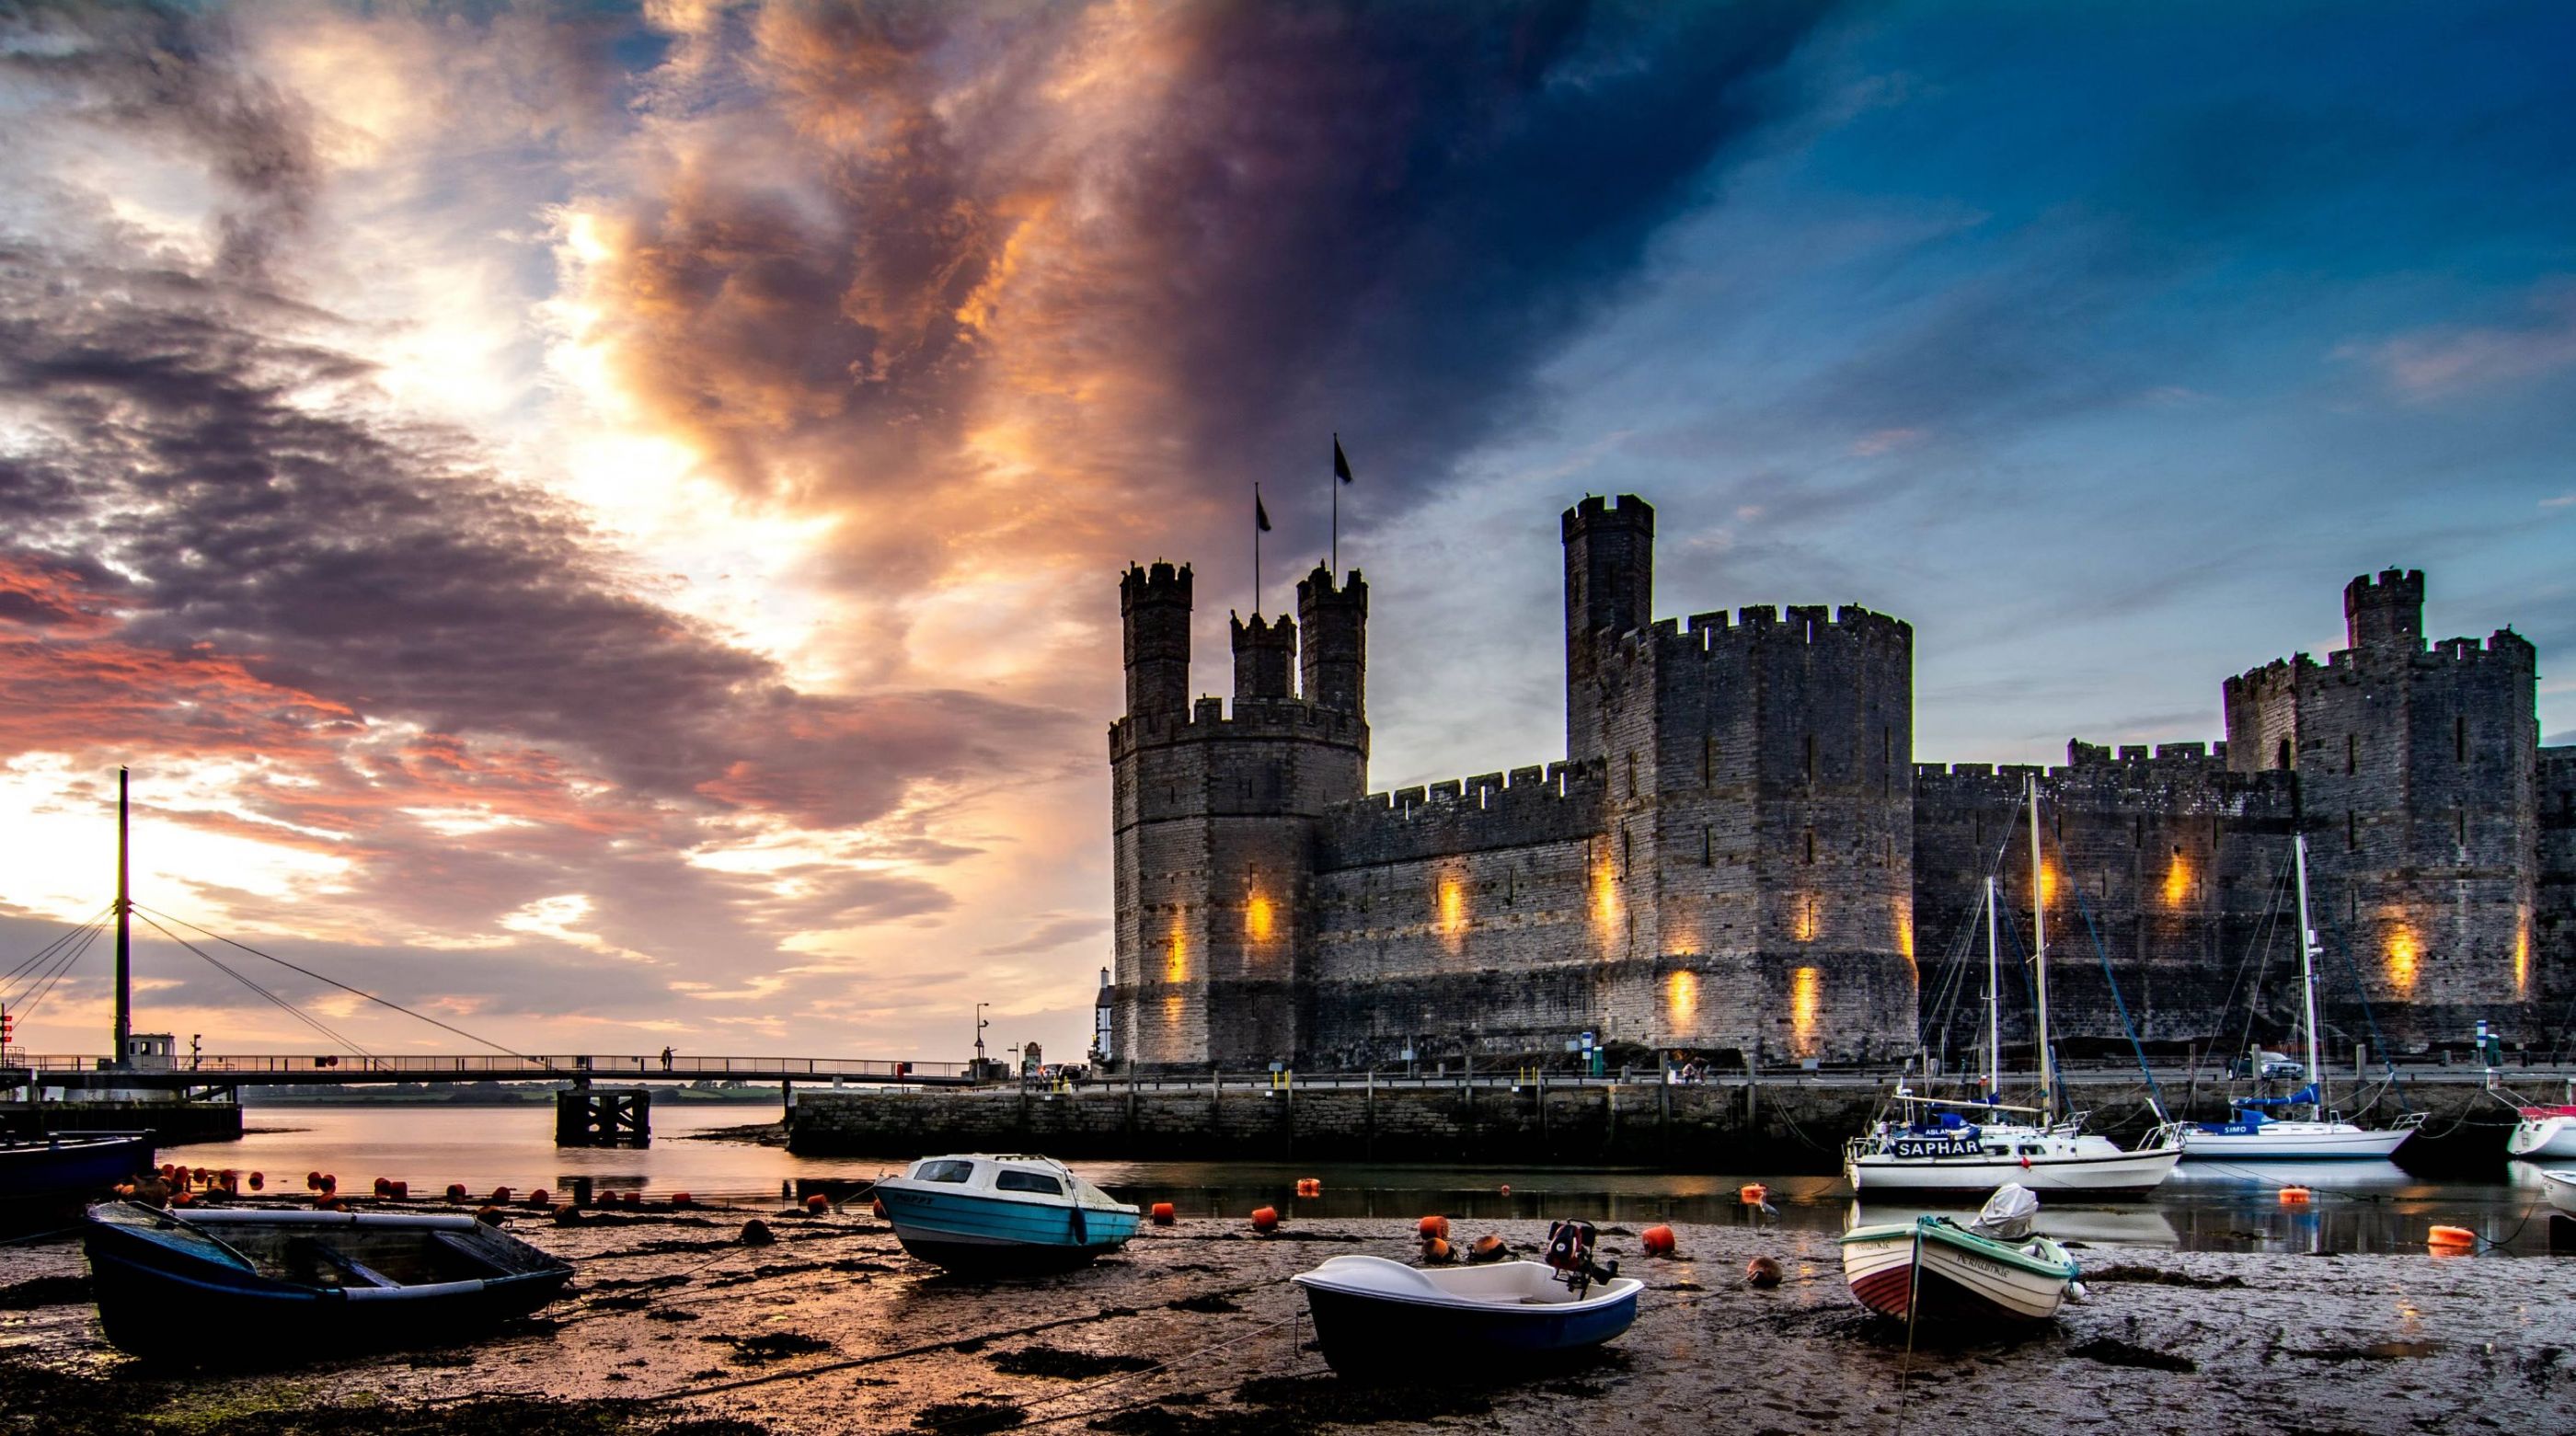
[0,1053,970,1079]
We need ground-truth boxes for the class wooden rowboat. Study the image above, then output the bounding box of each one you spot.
[1290,1255,1642,1379]
[83,1201,571,1362]
[1837,1199,2080,1328]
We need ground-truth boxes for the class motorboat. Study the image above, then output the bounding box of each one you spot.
[1,1132,155,1215]
[2539,1169,2576,1216]
[82,1201,572,1362]
[1838,1183,2081,1327]
[1290,1222,1640,1378]
[2181,834,2419,1161]
[872,1154,1139,1273]
[2508,1106,2576,1160]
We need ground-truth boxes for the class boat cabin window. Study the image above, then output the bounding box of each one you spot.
[994,1170,1064,1196]
[915,1160,978,1184]
[2016,1144,2041,1156]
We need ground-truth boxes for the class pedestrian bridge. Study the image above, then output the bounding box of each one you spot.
[0,1052,972,1090]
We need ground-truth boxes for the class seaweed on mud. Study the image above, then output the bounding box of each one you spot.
[590,1274,696,1293]
[648,1308,704,1323]
[2286,1340,2444,1362]
[914,1401,1028,1432]
[703,1331,834,1365]
[2071,1337,2199,1373]
[1166,1292,1242,1314]
[1082,1374,1494,1436]
[987,1345,1160,1379]
[2082,1264,2246,1290]
[0,1275,88,1309]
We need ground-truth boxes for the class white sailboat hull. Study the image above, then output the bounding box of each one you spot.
[1847,1144,2180,1196]
[2179,1122,2413,1160]
[2509,1117,2576,1159]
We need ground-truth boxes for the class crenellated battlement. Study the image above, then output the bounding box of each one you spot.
[1109,695,1368,760]
[1914,749,2294,809]
[1317,758,1607,869]
[1671,602,1912,653]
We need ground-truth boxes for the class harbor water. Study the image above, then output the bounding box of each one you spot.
[159,1102,2569,1257]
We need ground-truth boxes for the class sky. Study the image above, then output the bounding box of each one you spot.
[0,0,2568,1065]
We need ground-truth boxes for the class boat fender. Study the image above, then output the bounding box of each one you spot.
[1250,1206,1281,1233]
[2279,1187,2312,1205]
[1295,1178,1322,1198]
[1420,1237,1456,1265]
[1466,1235,1510,1264]
[2065,1280,2088,1303]
[805,1194,831,1215]
[1640,1225,1677,1258]
[2427,1225,2475,1251]
[1070,1205,1088,1246]
[1417,1214,1450,1240]
[871,1196,890,1219]
[739,1218,776,1246]
[1745,1256,1782,1289]
[1149,1202,1176,1225]
[476,1205,505,1227]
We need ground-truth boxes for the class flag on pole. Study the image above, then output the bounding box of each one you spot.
[1256,493,1272,532]
[1333,436,1354,484]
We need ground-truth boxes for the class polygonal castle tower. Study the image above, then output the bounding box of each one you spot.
[1107,561,1369,1070]
[2222,569,2541,1041]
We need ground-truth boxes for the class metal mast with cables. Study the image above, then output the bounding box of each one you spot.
[113,765,132,1067]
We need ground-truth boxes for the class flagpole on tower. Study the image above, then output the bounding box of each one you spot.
[1330,433,1354,575]
[1253,481,1263,617]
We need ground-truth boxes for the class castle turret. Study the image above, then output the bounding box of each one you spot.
[1563,496,1654,764]
[1121,562,1192,718]
[1231,612,1297,702]
[2345,569,2425,652]
[1297,567,1366,718]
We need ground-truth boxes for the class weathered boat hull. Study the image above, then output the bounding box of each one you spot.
[1291,1257,1639,1380]
[82,1204,570,1363]
[1838,1222,2074,1326]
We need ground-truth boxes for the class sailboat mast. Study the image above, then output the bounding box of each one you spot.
[2027,775,2052,1124]
[114,765,132,1066]
[2293,833,2325,1119]
[1984,875,2002,1099]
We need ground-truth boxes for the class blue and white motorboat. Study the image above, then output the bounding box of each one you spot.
[872,1154,1140,1273]
[83,1201,572,1362]
[1291,1249,1642,1380]
[1,1132,155,1217]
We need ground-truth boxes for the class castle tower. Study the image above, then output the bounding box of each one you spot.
[1297,567,1367,718]
[2225,569,2538,1043]
[1231,613,1297,702]
[1563,496,1654,764]
[1121,562,1192,718]
[1109,560,1368,1073]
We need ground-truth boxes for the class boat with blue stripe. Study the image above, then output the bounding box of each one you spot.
[873,1154,1139,1274]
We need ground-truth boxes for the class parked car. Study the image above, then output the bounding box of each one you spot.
[2230,1051,2305,1081]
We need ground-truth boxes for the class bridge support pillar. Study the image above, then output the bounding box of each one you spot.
[556,1086,651,1148]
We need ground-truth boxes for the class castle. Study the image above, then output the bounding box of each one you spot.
[1107,495,2569,1072]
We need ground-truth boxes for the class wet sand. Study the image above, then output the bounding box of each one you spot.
[3,1201,2567,1434]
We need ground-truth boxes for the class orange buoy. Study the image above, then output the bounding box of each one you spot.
[476,1205,504,1226]
[169,1191,193,1208]
[247,1172,264,1191]
[1295,1178,1322,1198]
[1740,1183,1769,1207]
[490,1186,512,1205]
[319,1174,337,1193]
[1420,1237,1455,1264]
[528,1189,549,1208]
[1467,1235,1509,1264]
[305,1171,322,1191]
[2427,1224,2476,1251]
[1250,1206,1280,1233]
[625,1191,645,1211]
[2279,1186,2312,1205]
[1149,1202,1176,1225]
[374,1177,394,1198]
[1640,1224,1677,1257]
[445,1183,470,1203]
[1498,1185,1511,1195]
[1746,1255,1783,1288]
[670,1192,692,1209]
[871,1195,889,1219]
[806,1193,831,1214]
[1417,1214,1450,1240]
[387,1181,408,1201]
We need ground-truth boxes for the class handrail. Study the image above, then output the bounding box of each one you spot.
[0,1052,972,1077]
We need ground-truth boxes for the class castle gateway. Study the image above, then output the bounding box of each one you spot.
[1107,496,2568,1073]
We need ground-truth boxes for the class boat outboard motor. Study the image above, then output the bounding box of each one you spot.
[1542,1219,1617,1295]
[1969,1182,2040,1243]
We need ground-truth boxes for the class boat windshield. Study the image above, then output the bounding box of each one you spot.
[914,1159,978,1183]
[995,1169,1064,1195]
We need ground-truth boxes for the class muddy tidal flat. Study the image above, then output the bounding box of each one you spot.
[3,1204,2567,1435]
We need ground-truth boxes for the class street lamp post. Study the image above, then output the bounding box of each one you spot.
[974,1003,990,1075]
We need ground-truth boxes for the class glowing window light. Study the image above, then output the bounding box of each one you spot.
[1246,892,1275,942]
[1665,971,1698,1034]
[1165,925,1189,983]
[2386,929,2418,997]
[1436,879,1465,935]
[1894,899,1914,962]
[2164,853,2191,907]
[1790,967,1822,1056]
[2038,862,2058,907]
[2517,924,2531,999]
[1592,857,1620,934]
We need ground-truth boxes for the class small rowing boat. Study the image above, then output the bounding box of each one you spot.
[83,1201,572,1362]
[1837,1184,2081,1327]
[2538,1169,2576,1216]
[1291,1252,1642,1378]
[0,1132,154,1216]
[873,1154,1139,1274]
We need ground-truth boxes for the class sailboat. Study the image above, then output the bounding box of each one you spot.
[2180,833,2421,1160]
[1845,776,2183,1197]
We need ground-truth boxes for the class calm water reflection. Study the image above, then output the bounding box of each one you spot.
[160,1107,2566,1258]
